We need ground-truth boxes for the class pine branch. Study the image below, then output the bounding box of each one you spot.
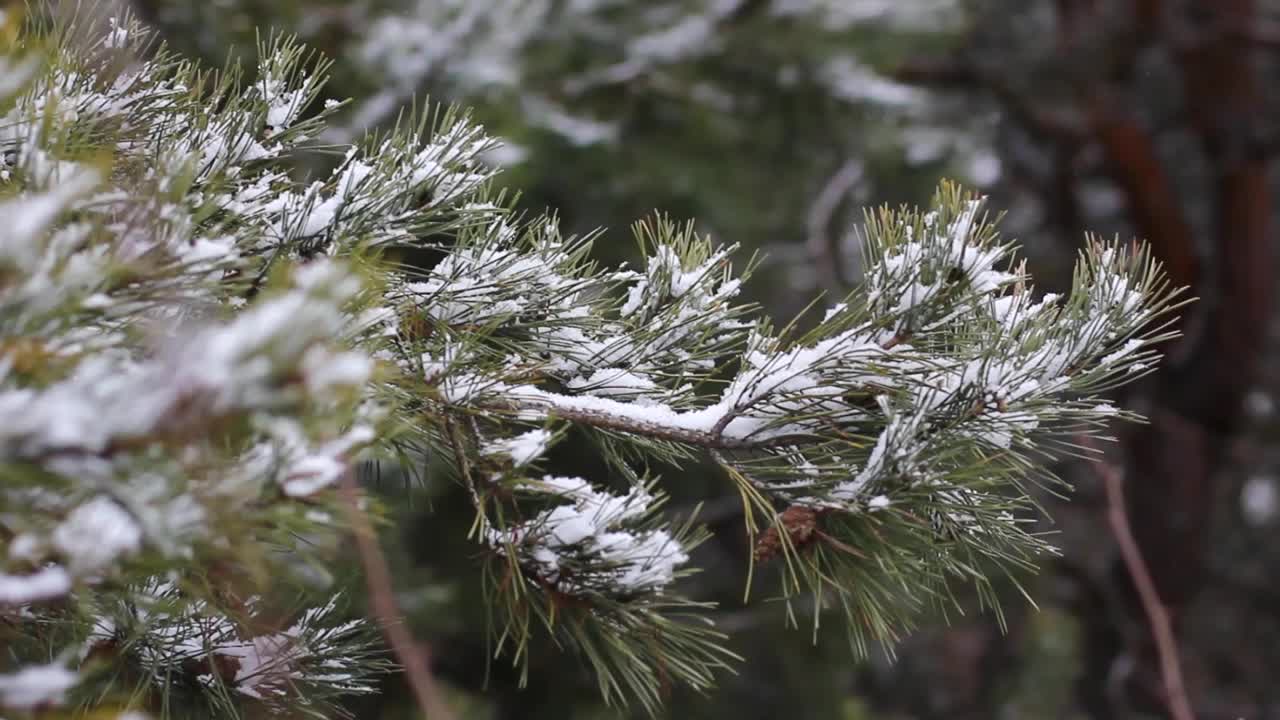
[0,7,1190,716]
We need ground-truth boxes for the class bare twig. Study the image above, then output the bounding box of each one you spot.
[339,471,456,720]
[1083,439,1195,720]
[805,158,863,294]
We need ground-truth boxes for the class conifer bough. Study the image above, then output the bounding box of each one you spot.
[0,10,1184,718]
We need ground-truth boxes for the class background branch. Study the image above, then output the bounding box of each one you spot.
[340,470,457,720]
[1084,439,1195,720]
[805,157,862,294]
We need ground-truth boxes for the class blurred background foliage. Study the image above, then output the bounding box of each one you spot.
[121,0,1280,717]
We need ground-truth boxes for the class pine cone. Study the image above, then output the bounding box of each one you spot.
[753,505,818,563]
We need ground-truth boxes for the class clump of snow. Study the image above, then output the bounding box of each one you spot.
[483,428,552,467]
[864,198,1021,336]
[53,496,142,574]
[566,368,658,399]
[829,406,923,503]
[522,96,618,146]
[0,662,78,709]
[301,347,374,393]
[1091,402,1119,417]
[1100,339,1144,367]
[822,55,921,107]
[628,14,716,62]
[621,244,740,319]
[261,423,376,498]
[0,565,72,605]
[490,476,688,594]
[259,73,308,135]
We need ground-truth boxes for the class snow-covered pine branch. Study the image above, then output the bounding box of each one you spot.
[418,186,1182,668]
[0,8,1183,718]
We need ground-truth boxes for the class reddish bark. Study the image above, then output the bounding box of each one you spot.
[1084,98,1200,293]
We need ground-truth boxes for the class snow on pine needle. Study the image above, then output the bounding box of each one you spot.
[487,475,691,596]
[0,8,1185,719]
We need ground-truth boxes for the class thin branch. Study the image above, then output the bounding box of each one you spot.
[546,403,788,449]
[805,158,863,294]
[1083,439,1195,720]
[339,471,456,720]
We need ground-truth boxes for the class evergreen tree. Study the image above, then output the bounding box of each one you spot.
[0,7,1182,718]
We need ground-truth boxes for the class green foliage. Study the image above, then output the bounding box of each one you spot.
[0,5,1186,718]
